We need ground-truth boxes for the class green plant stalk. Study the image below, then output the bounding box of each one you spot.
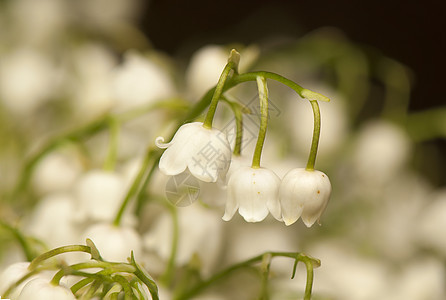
[160,205,179,286]
[137,71,328,209]
[221,97,244,156]
[113,147,155,226]
[0,221,36,261]
[103,118,120,172]
[131,252,159,300]
[259,253,272,300]
[113,274,134,300]
[226,71,330,102]
[302,257,315,300]
[174,251,320,300]
[252,76,269,168]
[306,100,321,171]
[203,62,235,129]
[51,261,136,285]
[28,245,91,271]
[71,277,95,294]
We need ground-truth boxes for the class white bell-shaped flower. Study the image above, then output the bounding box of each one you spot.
[156,122,231,183]
[279,168,331,227]
[18,278,75,300]
[223,166,281,222]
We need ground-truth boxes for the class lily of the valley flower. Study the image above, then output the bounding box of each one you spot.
[279,168,331,227]
[223,166,282,222]
[156,122,231,182]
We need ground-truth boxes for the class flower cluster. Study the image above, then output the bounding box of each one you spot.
[155,55,332,226]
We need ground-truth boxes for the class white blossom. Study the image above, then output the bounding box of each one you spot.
[279,168,331,226]
[156,122,231,183]
[223,167,281,222]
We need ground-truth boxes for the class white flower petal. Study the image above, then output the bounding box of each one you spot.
[157,122,231,183]
[158,123,203,176]
[226,167,280,223]
[280,168,331,227]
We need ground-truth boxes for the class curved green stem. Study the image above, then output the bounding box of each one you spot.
[113,147,155,226]
[51,261,136,285]
[203,62,236,129]
[306,100,321,171]
[0,221,37,261]
[174,251,320,300]
[221,97,245,156]
[252,76,269,168]
[131,252,159,300]
[28,245,91,271]
[226,71,330,102]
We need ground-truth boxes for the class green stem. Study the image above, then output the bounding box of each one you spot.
[0,221,36,261]
[51,261,136,285]
[203,62,235,129]
[131,252,159,300]
[71,277,95,294]
[226,71,329,102]
[28,245,91,271]
[174,251,320,300]
[11,116,108,201]
[252,76,269,168]
[306,100,321,171]
[113,147,155,226]
[221,97,245,156]
[302,257,315,300]
[259,253,272,300]
[103,118,120,172]
[160,205,179,286]
[113,274,134,300]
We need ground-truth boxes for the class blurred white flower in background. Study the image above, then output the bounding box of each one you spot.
[81,223,142,262]
[416,189,446,255]
[351,120,412,184]
[31,150,83,196]
[25,193,80,248]
[18,277,75,300]
[112,51,175,110]
[68,43,117,120]
[143,205,224,276]
[73,169,130,224]
[0,48,59,115]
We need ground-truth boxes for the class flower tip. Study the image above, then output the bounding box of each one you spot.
[222,214,232,222]
[228,49,240,67]
[301,89,330,102]
[155,136,171,149]
[302,218,316,228]
[283,218,297,226]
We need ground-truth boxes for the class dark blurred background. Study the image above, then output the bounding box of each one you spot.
[140,0,446,185]
[140,0,445,111]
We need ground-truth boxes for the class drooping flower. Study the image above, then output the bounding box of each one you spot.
[279,168,331,226]
[223,166,281,222]
[156,122,231,183]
